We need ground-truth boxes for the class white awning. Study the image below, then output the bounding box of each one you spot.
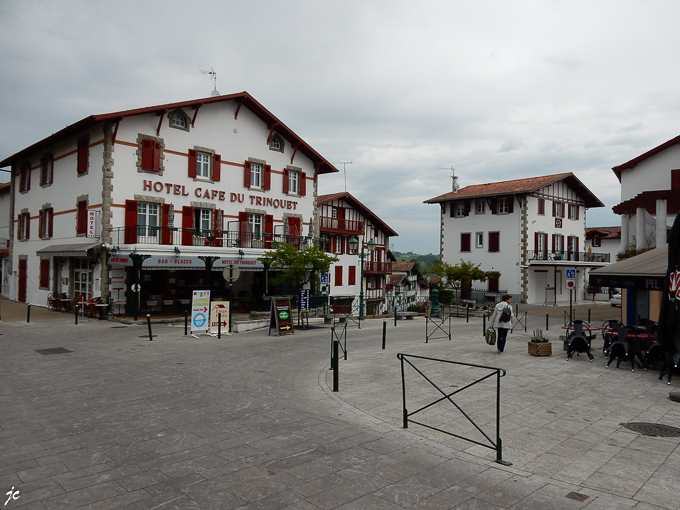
[36,241,101,257]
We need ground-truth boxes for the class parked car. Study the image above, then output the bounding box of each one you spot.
[610,292,622,307]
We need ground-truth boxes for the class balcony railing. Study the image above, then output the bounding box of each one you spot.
[364,261,392,274]
[319,216,365,234]
[110,226,327,250]
[527,250,610,263]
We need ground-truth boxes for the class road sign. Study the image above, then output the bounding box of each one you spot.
[222,265,241,282]
[566,269,576,279]
[320,272,330,284]
[209,301,230,334]
[131,283,140,292]
[191,290,211,332]
[566,280,575,289]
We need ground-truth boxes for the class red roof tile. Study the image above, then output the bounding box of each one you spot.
[392,261,415,272]
[424,172,603,208]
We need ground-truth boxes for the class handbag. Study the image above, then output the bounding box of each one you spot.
[485,327,496,345]
[500,305,512,323]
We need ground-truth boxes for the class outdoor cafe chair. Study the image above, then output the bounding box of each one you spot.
[601,319,622,355]
[606,325,643,372]
[566,320,594,361]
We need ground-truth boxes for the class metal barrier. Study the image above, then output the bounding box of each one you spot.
[511,312,527,333]
[426,313,451,343]
[397,353,511,465]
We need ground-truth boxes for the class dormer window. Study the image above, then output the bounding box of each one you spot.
[269,133,284,153]
[168,109,190,132]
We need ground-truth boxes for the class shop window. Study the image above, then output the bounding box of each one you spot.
[39,259,50,290]
[74,258,93,301]
[40,154,53,186]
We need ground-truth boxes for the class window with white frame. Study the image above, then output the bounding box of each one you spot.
[172,114,186,128]
[455,202,465,217]
[249,213,262,240]
[476,200,485,214]
[554,201,564,218]
[288,170,299,194]
[195,208,212,233]
[196,151,210,178]
[250,163,262,188]
[555,234,564,253]
[74,258,93,300]
[138,203,159,238]
[498,198,509,214]
[335,236,343,254]
[475,232,484,248]
[569,204,578,219]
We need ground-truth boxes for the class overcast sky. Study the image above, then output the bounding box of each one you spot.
[2,0,679,254]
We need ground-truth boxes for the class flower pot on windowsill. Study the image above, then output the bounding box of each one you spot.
[528,341,552,356]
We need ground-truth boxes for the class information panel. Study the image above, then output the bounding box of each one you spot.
[268,297,294,336]
[209,301,229,334]
[191,290,211,332]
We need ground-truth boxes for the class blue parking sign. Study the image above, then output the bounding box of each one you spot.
[566,269,576,279]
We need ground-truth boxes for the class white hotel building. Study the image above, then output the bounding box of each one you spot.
[0,92,337,312]
[425,173,606,304]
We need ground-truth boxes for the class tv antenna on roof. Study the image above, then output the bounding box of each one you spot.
[439,165,459,192]
[335,161,352,192]
[199,68,220,96]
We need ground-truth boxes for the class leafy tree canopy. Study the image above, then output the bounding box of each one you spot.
[258,242,339,291]
[432,259,495,290]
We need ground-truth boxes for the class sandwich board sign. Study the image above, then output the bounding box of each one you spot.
[209,301,229,334]
[268,297,294,336]
[565,269,576,289]
[191,290,210,332]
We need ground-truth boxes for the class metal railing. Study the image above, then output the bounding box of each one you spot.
[527,250,610,263]
[110,226,328,250]
[319,216,364,234]
[398,353,510,465]
[363,261,392,274]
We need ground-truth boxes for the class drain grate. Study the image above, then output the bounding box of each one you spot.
[565,492,589,502]
[621,422,680,437]
[35,347,73,355]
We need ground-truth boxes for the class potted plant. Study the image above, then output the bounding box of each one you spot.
[528,329,552,356]
[240,295,254,313]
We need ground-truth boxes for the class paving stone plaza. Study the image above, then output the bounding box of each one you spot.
[1,301,679,509]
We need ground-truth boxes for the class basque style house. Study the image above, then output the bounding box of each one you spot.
[317,192,397,315]
[0,92,337,311]
[385,261,429,310]
[425,173,605,304]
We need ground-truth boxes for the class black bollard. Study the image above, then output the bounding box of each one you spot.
[75,303,78,325]
[482,313,486,336]
[546,313,549,331]
[332,337,339,392]
[184,310,188,336]
[26,303,30,323]
[588,308,591,323]
[382,320,386,349]
[218,313,221,339]
[466,304,470,323]
[330,326,335,369]
[147,314,153,341]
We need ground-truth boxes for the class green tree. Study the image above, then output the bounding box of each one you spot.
[259,241,339,294]
[433,259,497,300]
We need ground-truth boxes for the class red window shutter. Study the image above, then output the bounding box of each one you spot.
[489,232,500,252]
[264,214,274,249]
[575,205,579,220]
[25,212,30,240]
[213,154,221,182]
[141,139,154,171]
[534,232,539,253]
[40,158,46,186]
[77,137,88,174]
[461,233,471,252]
[40,259,50,289]
[300,172,307,196]
[182,206,193,246]
[239,211,249,248]
[335,265,343,287]
[538,198,544,215]
[125,200,138,244]
[464,200,471,216]
[567,204,572,219]
[152,141,161,172]
[552,201,556,217]
[161,204,172,245]
[490,200,497,214]
[48,208,54,238]
[288,217,301,247]
[449,202,455,218]
[188,149,197,178]
[672,169,680,190]
[77,201,87,234]
[508,197,514,214]
[244,161,251,188]
[488,277,499,292]
[39,210,44,238]
[551,234,556,252]
[264,165,271,190]
[348,265,356,286]
[283,169,289,194]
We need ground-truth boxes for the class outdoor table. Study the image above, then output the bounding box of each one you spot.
[94,303,109,319]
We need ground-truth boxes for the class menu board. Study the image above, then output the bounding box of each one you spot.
[268,297,294,336]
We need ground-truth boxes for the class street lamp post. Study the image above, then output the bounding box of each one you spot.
[348,236,377,320]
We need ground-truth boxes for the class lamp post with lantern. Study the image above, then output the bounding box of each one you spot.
[348,236,377,321]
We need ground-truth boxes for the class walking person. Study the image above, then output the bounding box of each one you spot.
[489,294,514,353]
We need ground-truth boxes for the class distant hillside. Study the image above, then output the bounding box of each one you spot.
[392,252,439,279]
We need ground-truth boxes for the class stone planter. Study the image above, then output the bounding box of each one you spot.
[528,341,552,356]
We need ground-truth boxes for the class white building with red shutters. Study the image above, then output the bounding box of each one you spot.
[425,173,606,305]
[317,192,397,315]
[0,92,337,311]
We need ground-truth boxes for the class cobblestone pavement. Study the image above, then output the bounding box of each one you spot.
[1,304,679,509]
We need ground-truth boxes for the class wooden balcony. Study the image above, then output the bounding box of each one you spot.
[364,261,392,275]
[319,216,364,235]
